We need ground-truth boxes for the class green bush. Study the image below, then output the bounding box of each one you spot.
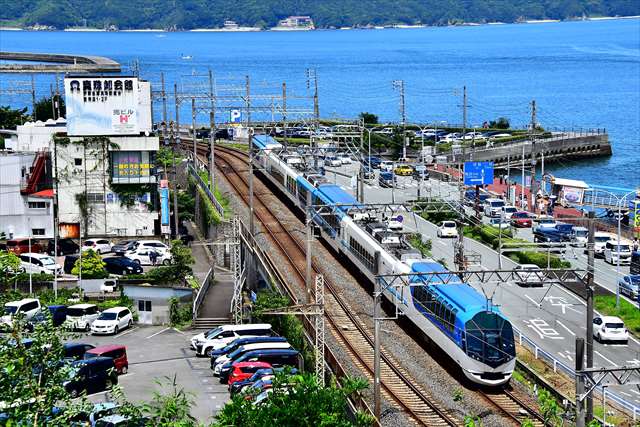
[71,249,108,279]
[168,297,192,328]
[509,251,570,269]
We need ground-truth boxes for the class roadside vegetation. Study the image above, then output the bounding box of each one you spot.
[594,295,640,334]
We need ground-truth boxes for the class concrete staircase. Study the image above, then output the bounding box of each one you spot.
[193,317,230,329]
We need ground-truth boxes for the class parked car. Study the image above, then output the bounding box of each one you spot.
[535,217,558,230]
[94,414,147,427]
[394,165,413,176]
[514,264,544,287]
[437,221,458,238]
[323,156,341,167]
[483,198,506,217]
[69,402,120,427]
[604,239,633,265]
[47,238,79,256]
[64,255,79,274]
[63,343,96,361]
[191,324,274,357]
[592,315,628,343]
[6,239,43,255]
[124,247,172,266]
[226,362,273,386]
[230,367,275,395]
[337,153,352,164]
[618,275,640,299]
[501,206,518,219]
[82,239,112,254]
[65,304,100,332]
[2,298,41,326]
[90,307,133,335]
[488,217,511,230]
[111,240,138,255]
[103,257,144,275]
[135,240,170,253]
[85,345,129,374]
[510,211,533,228]
[212,342,292,376]
[591,232,617,257]
[219,349,300,383]
[19,253,62,275]
[64,357,118,398]
[27,305,67,330]
[210,336,289,365]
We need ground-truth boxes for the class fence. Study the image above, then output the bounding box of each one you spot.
[192,266,213,320]
[187,161,225,218]
[514,327,640,422]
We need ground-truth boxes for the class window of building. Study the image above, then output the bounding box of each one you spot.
[28,202,48,209]
[32,228,45,236]
[74,158,82,166]
[86,193,105,204]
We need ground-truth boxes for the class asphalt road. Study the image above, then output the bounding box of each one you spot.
[69,325,229,422]
[325,162,640,408]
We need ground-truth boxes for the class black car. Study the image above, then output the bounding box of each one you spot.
[219,349,300,383]
[63,343,96,361]
[64,357,118,398]
[48,239,79,256]
[27,305,67,331]
[112,240,138,255]
[64,255,79,274]
[103,257,143,275]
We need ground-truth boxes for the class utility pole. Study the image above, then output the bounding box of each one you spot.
[456,85,467,273]
[191,97,197,164]
[208,69,216,191]
[52,136,59,299]
[248,128,256,288]
[575,337,586,427]
[305,191,313,304]
[245,75,251,128]
[30,75,36,121]
[54,74,61,119]
[161,73,168,146]
[462,85,467,139]
[49,84,55,119]
[282,82,288,150]
[530,100,537,213]
[392,80,406,158]
[373,276,382,421]
[586,211,595,422]
[172,83,180,237]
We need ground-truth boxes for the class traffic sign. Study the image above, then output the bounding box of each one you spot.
[230,109,242,123]
[464,161,494,185]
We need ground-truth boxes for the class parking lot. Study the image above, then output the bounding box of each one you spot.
[70,325,229,422]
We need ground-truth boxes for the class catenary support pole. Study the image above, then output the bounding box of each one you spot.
[208,69,215,190]
[173,83,180,237]
[576,337,586,427]
[192,97,197,164]
[586,211,595,422]
[373,275,381,421]
[306,190,313,304]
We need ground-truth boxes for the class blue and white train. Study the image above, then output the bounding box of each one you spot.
[251,135,516,386]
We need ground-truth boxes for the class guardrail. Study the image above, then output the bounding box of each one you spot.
[514,327,640,422]
[187,161,225,218]
[192,267,213,321]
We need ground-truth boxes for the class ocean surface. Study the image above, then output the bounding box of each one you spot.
[1,19,639,189]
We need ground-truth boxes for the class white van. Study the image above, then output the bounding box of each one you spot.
[65,303,100,331]
[212,342,292,375]
[592,232,617,257]
[483,198,505,217]
[2,298,41,326]
[190,324,273,357]
[604,239,632,265]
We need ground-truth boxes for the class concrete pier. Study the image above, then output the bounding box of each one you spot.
[0,51,120,73]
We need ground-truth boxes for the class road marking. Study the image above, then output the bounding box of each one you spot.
[437,241,447,246]
[172,328,186,335]
[594,351,618,366]
[631,389,640,396]
[556,320,576,336]
[117,327,138,338]
[620,391,633,398]
[626,359,640,365]
[525,294,540,307]
[557,350,573,361]
[146,327,172,339]
[544,295,582,315]
[523,318,564,340]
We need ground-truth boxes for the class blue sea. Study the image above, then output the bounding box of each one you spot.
[1,19,639,189]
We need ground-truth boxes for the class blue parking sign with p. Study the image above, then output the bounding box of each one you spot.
[230,109,242,123]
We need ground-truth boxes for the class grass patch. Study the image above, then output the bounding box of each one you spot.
[408,233,432,257]
[218,142,249,152]
[595,294,640,334]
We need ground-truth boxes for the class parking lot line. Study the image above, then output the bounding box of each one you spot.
[146,327,172,339]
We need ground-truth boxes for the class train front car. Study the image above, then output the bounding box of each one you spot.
[407,261,515,386]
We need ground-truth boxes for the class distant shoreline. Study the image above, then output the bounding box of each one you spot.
[1,15,638,33]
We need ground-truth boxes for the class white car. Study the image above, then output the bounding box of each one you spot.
[514,264,543,287]
[19,253,62,275]
[386,217,404,231]
[82,239,112,254]
[135,240,170,253]
[125,247,172,266]
[604,239,632,265]
[437,221,458,238]
[64,303,100,331]
[91,307,133,335]
[337,154,352,165]
[191,323,273,357]
[592,315,628,343]
[501,206,518,219]
[323,156,342,167]
[489,217,511,230]
[483,198,506,217]
[535,216,557,229]
[2,298,41,325]
[380,161,394,172]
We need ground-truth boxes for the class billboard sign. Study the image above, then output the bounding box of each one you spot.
[65,77,143,136]
[561,186,584,204]
[160,187,170,226]
[230,109,242,123]
[464,161,494,186]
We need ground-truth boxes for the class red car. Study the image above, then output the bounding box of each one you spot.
[84,345,129,374]
[227,361,272,387]
[510,211,533,228]
[6,239,43,255]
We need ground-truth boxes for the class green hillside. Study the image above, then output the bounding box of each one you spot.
[2,0,638,30]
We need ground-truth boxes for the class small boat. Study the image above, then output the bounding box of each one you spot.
[181,54,193,60]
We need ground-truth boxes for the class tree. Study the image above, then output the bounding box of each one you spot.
[170,239,195,277]
[358,111,378,125]
[71,249,109,279]
[33,95,66,122]
[0,251,22,287]
[0,105,30,129]
[214,372,373,426]
[489,117,510,129]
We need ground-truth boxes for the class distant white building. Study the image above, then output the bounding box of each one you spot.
[273,16,315,30]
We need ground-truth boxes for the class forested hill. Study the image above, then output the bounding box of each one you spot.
[2,0,638,30]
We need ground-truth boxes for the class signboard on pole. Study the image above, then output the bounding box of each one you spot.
[463,161,494,186]
[160,187,170,231]
[230,109,242,123]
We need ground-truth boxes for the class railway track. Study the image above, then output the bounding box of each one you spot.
[188,142,546,426]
